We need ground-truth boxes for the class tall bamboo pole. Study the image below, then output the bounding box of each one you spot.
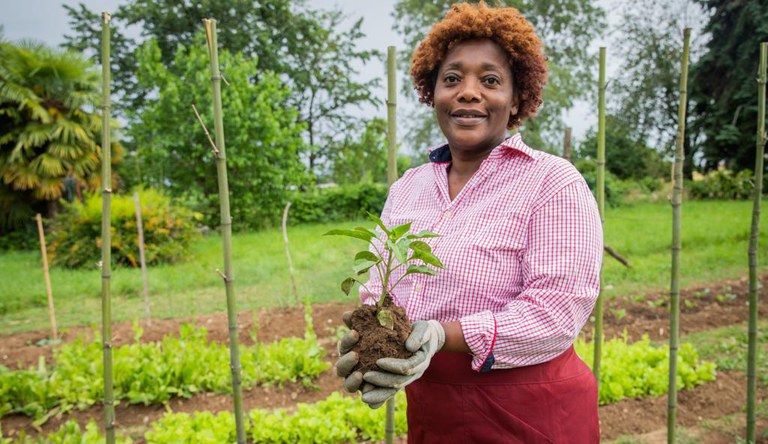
[100,11,115,444]
[667,28,691,444]
[746,41,767,444]
[385,44,398,444]
[592,47,606,385]
[563,127,572,163]
[203,19,246,443]
[134,192,151,325]
[35,213,57,340]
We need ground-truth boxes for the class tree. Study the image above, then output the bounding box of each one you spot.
[0,40,121,231]
[63,0,380,178]
[577,115,669,180]
[129,36,306,229]
[609,0,708,177]
[690,0,768,172]
[391,0,606,151]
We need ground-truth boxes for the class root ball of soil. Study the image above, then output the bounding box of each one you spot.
[349,297,413,374]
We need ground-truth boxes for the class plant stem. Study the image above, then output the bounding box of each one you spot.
[100,11,115,444]
[203,18,246,444]
[592,46,606,386]
[746,41,766,444]
[668,27,691,444]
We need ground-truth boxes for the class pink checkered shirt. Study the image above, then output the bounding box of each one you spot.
[360,134,603,372]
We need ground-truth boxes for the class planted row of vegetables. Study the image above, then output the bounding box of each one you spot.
[0,323,328,419]
[1,335,715,442]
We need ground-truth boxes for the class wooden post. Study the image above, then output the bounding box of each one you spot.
[563,127,572,162]
[35,213,57,340]
[282,202,300,305]
[134,192,151,325]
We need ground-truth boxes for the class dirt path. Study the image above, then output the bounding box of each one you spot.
[1,275,766,441]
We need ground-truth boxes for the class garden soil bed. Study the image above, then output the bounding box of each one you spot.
[2,274,766,442]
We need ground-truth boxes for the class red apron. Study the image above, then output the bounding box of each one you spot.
[404,346,599,443]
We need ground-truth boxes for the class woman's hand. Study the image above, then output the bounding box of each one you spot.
[360,320,446,407]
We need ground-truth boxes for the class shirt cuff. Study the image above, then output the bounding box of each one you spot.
[460,311,498,372]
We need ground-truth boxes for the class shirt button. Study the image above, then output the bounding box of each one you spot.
[443,210,452,220]
[414,284,423,292]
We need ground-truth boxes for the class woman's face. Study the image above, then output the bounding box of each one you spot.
[433,38,518,157]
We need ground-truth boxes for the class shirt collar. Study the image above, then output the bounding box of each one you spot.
[428,133,536,163]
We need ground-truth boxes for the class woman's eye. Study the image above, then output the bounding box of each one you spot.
[484,77,500,85]
[444,74,460,83]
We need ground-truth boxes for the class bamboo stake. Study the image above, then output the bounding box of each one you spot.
[100,11,115,444]
[282,202,300,306]
[592,47,607,386]
[385,44,398,444]
[563,127,572,162]
[134,192,151,325]
[746,41,766,444]
[667,28,691,444]
[203,19,246,443]
[35,213,57,340]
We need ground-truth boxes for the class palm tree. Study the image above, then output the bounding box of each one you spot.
[0,40,121,231]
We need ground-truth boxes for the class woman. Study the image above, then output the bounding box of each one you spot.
[335,2,602,442]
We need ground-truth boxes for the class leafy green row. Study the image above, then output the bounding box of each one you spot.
[145,391,407,444]
[2,420,133,444]
[3,392,407,444]
[0,323,329,419]
[574,335,717,404]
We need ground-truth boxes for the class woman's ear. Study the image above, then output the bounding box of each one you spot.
[507,92,520,127]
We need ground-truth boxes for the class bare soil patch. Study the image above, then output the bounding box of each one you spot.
[1,276,766,442]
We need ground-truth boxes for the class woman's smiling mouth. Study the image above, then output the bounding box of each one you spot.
[451,109,487,125]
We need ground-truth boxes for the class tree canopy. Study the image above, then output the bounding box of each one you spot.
[691,0,768,172]
[0,40,121,230]
[129,35,306,229]
[63,0,380,177]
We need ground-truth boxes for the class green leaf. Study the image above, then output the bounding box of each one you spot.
[324,229,374,242]
[408,240,432,254]
[353,226,379,240]
[405,264,437,276]
[387,239,407,264]
[341,277,355,295]
[367,212,392,236]
[376,309,394,330]
[353,260,377,274]
[390,222,412,241]
[354,251,378,262]
[406,230,441,239]
[412,249,444,269]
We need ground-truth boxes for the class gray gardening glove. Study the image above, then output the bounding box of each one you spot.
[334,311,364,393]
[360,320,445,408]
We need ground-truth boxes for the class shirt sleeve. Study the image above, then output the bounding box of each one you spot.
[460,179,603,371]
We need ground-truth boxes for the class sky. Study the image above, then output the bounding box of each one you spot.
[0,0,605,148]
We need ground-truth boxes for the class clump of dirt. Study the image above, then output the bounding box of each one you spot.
[348,296,412,373]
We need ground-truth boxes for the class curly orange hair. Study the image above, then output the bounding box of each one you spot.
[410,2,548,128]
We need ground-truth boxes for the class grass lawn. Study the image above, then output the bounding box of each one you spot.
[1,199,767,334]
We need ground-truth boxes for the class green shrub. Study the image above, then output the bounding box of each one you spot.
[688,169,754,200]
[573,160,628,207]
[288,182,388,225]
[48,188,201,268]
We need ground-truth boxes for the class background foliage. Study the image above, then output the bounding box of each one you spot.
[48,188,200,268]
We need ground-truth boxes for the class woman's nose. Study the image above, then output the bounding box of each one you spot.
[458,78,481,102]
